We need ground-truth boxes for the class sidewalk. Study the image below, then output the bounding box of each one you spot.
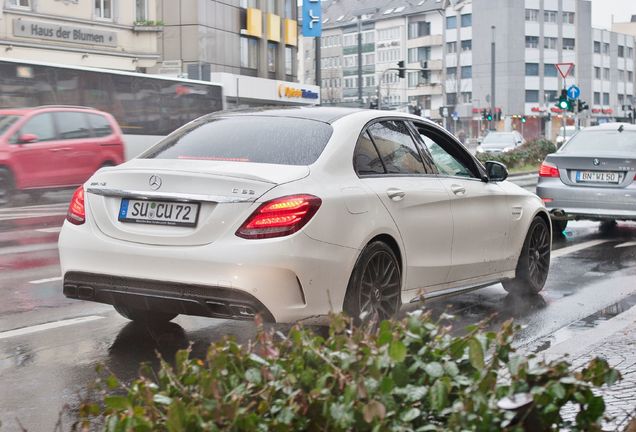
[540,305,636,430]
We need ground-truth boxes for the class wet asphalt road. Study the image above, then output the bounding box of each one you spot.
[0,190,635,431]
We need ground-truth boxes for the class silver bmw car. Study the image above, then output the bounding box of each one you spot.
[536,123,636,232]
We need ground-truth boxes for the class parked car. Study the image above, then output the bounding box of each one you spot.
[555,125,580,148]
[59,107,551,325]
[0,105,124,205]
[476,131,525,154]
[537,123,636,232]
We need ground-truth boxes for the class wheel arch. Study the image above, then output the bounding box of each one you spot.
[533,209,552,236]
[366,233,403,273]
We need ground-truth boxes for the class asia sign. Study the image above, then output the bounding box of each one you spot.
[13,19,117,47]
[278,84,319,100]
[302,0,321,37]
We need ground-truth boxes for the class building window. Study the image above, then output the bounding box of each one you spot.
[447,93,457,105]
[136,0,147,21]
[594,92,600,105]
[603,93,610,105]
[461,66,472,79]
[284,0,293,18]
[378,48,400,63]
[408,71,427,87]
[544,10,557,23]
[544,64,557,77]
[525,63,539,76]
[446,16,457,29]
[544,37,557,50]
[461,14,472,27]
[545,90,558,102]
[602,68,610,80]
[446,42,457,54]
[267,43,277,72]
[377,27,400,41]
[594,41,601,53]
[95,0,113,20]
[446,67,457,77]
[461,40,472,51]
[408,21,431,39]
[562,12,575,24]
[525,90,539,103]
[629,71,634,81]
[619,94,625,105]
[363,53,375,65]
[594,67,601,79]
[603,43,610,55]
[618,45,625,58]
[240,0,256,8]
[619,70,626,81]
[285,47,293,75]
[240,37,258,69]
[628,47,634,58]
[525,9,539,21]
[408,47,430,63]
[563,38,575,51]
[8,0,30,8]
[525,36,539,49]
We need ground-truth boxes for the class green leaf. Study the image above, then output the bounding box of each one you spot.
[400,407,421,422]
[167,399,187,432]
[467,338,485,370]
[377,320,392,346]
[104,395,129,411]
[389,340,407,363]
[429,379,449,412]
[425,362,444,379]
[153,394,173,405]
[245,368,262,385]
[586,395,605,420]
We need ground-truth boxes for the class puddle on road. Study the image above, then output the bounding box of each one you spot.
[531,292,636,353]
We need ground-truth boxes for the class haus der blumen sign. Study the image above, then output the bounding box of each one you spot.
[13,19,117,47]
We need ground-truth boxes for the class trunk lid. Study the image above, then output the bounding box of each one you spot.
[545,153,636,188]
[85,159,309,246]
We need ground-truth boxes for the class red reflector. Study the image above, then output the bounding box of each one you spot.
[236,194,321,239]
[539,161,559,178]
[542,198,553,204]
[66,186,85,225]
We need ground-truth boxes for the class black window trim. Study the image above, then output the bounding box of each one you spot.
[407,120,487,181]
[353,116,438,178]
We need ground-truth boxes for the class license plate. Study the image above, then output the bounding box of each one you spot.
[118,199,200,227]
[575,171,623,184]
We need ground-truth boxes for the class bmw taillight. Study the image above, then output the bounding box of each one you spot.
[66,186,85,225]
[236,194,321,239]
[539,161,559,178]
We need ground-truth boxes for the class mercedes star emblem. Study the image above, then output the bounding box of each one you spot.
[149,175,162,190]
[593,158,600,166]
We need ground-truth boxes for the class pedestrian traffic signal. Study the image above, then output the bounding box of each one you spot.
[397,60,405,79]
[577,100,589,112]
[557,89,572,112]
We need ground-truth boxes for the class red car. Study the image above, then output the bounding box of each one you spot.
[0,105,124,204]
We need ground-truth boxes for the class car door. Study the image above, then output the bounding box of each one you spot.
[53,111,98,185]
[355,119,453,291]
[410,121,511,283]
[10,112,65,188]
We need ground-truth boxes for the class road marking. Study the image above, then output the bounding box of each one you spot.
[29,276,62,284]
[35,227,63,233]
[615,241,636,248]
[0,315,104,340]
[0,243,59,256]
[551,239,611,259]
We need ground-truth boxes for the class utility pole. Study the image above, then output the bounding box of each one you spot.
[315,37,321,89]
[357,17,363,106]
[491,25,496,131]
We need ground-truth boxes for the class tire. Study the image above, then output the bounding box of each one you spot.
[599,219,617,232]
[503,217,551,295]
[0,168,14,207]
[114,304,177,324]
[343,241,402,325]
[551,219,568,234]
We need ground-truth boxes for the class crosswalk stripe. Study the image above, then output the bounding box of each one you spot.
[0,316,104,340]
[615,241,636,248]
[29,276,62,284]
[551,239,611,259]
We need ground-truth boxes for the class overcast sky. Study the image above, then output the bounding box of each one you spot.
[591,0,635,29]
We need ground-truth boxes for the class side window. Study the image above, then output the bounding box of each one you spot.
[87,113,113,137]
[55,112,92,140]
[353,131,385,175]
[367,121,427,174]
[413,124,476,178]
[21,113,57,142]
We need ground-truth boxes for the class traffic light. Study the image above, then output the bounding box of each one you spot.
[486,111,493,121]
[481,109,487,120]
[577,100,589,112]
[369,99,378,110]
[397,60,405,79]
[557,89,572,111]
[521,116,527,123]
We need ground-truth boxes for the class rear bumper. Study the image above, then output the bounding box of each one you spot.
[537,179,636,221]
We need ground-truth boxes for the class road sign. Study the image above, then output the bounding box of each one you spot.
[567,85,580,100]
[556,63,574,79]
[451,111,459,121]
[302,0,322,37]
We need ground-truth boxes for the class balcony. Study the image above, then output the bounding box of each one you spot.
[133,20,164,32]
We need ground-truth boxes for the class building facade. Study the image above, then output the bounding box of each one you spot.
[0,0,161,71]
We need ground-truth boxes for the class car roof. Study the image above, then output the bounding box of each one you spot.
[0,105,105,115]
[583,122,636,132]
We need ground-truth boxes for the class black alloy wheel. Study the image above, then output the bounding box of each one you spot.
[344,241,402,325]
[0,168,13,207]
[503,217,551,295]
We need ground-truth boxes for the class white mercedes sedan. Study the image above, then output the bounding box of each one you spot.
[59,108,551,324]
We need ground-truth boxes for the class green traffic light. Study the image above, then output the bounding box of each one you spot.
[558,100,569,110]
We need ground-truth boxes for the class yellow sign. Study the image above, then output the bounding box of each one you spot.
[245,8,262,38]
[266,13,281,42]
[278,84,319,100]
[284,19,297,46]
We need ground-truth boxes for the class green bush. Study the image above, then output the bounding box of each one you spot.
[78,313,620,431]
[477,139,556,171]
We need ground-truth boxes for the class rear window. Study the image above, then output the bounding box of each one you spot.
[87,113,113,137]
[0,115,20,136]
[561,130,636,154]
[142,116,333,165]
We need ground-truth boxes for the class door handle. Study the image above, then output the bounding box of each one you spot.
[450,184,466,195]
[386,188,406,201]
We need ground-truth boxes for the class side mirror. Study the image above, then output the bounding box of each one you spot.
[18,133,39,144]
[485,160,508,182]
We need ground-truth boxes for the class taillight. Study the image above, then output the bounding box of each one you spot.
[539,161,559,178]
[66,186,85,225]
[236,194,321,239]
